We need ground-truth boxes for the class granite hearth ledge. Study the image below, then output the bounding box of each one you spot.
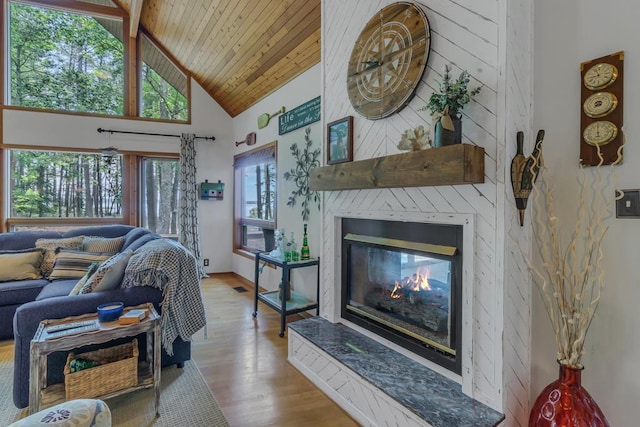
[309,144,485,191]
[289,317,504,427]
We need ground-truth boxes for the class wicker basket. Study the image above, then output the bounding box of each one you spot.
[64,339,139,400]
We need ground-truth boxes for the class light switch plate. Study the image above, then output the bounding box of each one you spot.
[616,189,640,218]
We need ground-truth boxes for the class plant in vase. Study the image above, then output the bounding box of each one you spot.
[422,65,481,147]
[522,145,622,426]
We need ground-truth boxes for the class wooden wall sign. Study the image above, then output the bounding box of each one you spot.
[278,96,321,135]
[580,51,624,166]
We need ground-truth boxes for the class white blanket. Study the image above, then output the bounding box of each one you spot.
[121,238,206,355]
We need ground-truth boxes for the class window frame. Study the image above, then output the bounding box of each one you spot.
[2,0,191,123]
[233,141,277,257]
[137,30,190,122]
[0,143,179,232]
[139,155,181,238]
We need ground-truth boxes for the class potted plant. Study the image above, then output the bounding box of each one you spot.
[423,65,481,147]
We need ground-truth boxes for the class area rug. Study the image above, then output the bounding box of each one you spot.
[0,341,228,426]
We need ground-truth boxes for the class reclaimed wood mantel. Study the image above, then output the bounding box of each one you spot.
[309,144,485,191]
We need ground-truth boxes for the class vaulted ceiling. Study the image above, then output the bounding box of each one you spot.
[117,0,321,117]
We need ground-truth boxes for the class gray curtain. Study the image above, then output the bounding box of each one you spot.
[179,133,206,277]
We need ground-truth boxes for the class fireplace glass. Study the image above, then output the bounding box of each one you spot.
[341,218,462,373]
[346,242,453,351]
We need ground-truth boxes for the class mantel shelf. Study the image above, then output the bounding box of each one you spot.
[309,144,485,191]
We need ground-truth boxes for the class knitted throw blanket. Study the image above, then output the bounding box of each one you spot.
[121,238,206,355]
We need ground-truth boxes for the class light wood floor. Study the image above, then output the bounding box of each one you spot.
[191,274,359,427]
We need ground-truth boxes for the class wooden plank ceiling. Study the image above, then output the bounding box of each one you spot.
[117,0,321,117]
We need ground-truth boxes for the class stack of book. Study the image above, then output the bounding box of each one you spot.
[118,308,149,325]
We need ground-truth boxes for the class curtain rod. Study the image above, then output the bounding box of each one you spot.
[97,128,215,141]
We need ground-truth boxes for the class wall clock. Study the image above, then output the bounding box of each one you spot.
[347,2,431,120]
[583,63,618,90]
[580,51,624,166]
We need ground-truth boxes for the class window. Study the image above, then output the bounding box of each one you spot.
[6,149,123,229]
[8,2,125,115]
[4,0,190,121]
[140,33,188,121]
[234,143,277,252]
[140,157,180,237]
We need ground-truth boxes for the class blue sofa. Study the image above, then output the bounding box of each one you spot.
[0,225,192,409]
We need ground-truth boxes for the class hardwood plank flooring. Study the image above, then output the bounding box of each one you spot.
[191,274,359,427]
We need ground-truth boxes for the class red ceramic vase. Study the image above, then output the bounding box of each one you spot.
[529,363,609,426]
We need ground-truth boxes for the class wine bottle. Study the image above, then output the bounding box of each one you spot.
[300,223,310,260]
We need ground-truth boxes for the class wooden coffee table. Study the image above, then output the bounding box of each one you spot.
[29,303,161,415]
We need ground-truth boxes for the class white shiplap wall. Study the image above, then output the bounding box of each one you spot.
[316,0,534,423]
[502,0,535,425]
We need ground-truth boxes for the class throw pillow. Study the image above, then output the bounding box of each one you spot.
[80,250,133,294]
[49,249,112,280]
[0,250,43,282]
[36,236,84,278]
[69,262,102,296]
[82,236,125,254]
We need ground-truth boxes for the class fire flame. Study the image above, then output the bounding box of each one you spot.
[390,268,431,299]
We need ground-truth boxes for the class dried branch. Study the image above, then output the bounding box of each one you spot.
[521,139,622,368]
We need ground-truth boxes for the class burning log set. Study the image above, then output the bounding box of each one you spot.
[363,271,450,333]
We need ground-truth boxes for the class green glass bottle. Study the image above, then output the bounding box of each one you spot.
[300,223,310,260]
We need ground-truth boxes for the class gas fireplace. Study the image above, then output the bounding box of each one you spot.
[341,218,463,374]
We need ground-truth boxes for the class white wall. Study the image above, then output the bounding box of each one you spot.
[2,79,235,273]
[533,1,640,425]
[231,64,322,299]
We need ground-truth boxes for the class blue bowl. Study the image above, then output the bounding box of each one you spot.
[97,302,124,322]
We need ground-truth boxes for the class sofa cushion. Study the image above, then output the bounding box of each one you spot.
[35,236,85,278]
[122,227,159,251]
[36,280,79,300]
[82,236,125,254]
[80,250,133,294]
[0,247,45,255]
[62,225,134,239]
[0,279,49,305]
[0,231,61,251]
[0,250,44,282]
[49,249,112,280]
[69,263,102,296]
[125,233,159,252]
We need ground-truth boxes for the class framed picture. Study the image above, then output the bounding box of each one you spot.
[327,116,353,165]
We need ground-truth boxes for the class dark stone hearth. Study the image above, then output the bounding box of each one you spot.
[289,317,504,427]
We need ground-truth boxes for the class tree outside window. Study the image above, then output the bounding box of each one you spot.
[8,150,123,220]
[9,2,125,115]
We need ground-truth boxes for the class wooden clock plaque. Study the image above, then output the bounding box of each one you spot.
[580,51,624,166]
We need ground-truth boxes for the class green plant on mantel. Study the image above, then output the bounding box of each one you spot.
[422,65,482,130]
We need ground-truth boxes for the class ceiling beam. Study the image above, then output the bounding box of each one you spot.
[130,0,144,38]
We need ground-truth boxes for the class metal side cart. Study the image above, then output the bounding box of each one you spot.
[252,252,320,337]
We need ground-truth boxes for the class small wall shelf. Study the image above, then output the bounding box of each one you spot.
[309,144,485,191]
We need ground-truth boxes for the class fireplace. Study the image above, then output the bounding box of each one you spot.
[341,218,463,374]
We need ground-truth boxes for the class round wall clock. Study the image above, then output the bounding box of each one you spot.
[583,92,618,118]
[347,2,431,120]
[583,121,618,146]
[583,63,618,90]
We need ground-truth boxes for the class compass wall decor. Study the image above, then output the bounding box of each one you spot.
[347,2,431,120]
[580,51,624,165]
